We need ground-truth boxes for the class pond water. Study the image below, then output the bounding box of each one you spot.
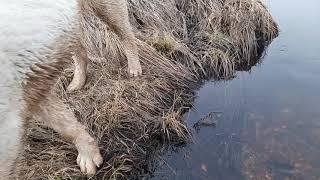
[152,0,320,179]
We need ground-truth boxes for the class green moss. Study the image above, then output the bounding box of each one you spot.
[147,35,176,54]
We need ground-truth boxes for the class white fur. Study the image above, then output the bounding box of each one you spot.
[0,0,76,177]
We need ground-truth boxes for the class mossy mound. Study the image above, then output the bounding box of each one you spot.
[15,0,278,179]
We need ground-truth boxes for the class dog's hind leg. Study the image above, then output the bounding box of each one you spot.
[37,95,103,175]
[67,45,88,92]
[94,0,142,77]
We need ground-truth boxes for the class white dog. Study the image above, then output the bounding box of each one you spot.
[0,0,142,177]
[0,0,76,178]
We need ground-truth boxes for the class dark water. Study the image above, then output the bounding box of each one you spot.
[152,0,320,179]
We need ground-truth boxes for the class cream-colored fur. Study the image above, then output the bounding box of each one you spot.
[21,34,103,175]
[68,0,142,91]
[36,95,103,175]
[20,0,143,176]
[51,0,142,174]
[1,0,141,176]
[0,0,77,178]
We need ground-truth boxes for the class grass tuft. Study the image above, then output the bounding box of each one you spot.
[14,0,278,179]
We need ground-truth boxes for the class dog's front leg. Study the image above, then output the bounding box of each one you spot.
[38,95,103,175]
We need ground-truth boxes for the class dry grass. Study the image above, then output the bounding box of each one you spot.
[14,0,278,179]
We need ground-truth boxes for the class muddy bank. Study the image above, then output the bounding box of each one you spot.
[14,0,278,179]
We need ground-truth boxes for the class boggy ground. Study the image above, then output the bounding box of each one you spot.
[14,0,278,179]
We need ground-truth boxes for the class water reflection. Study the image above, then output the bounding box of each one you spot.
[152,0,320,179]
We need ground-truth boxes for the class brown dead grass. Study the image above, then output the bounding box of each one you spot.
[14,0,278,179]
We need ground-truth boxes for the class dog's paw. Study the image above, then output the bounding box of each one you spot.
[67,55,87,92]
[76,139,103,175]
[128,60,142,77]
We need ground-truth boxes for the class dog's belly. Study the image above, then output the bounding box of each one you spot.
[0,0,76,177]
